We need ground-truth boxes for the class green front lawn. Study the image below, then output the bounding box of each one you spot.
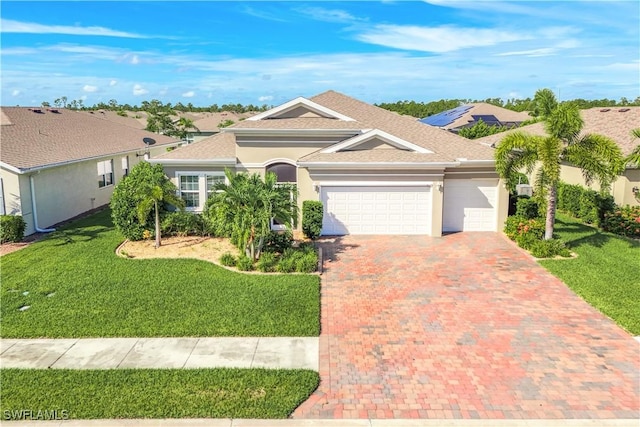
[1,209,320,338]
[539,213,640,335]
[0,368,319,419]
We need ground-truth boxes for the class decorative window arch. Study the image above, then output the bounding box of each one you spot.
[266,162,297,183]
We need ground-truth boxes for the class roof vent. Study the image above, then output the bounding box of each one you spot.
[599,108,610,112]
[619,108,630,112]
[29,108,44,114]
[48,109,61,114]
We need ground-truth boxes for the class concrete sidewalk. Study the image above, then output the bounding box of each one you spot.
[0,337,318,370]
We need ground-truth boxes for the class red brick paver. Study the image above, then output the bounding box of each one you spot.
[293,234,639,419]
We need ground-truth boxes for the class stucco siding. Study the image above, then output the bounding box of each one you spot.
[560,164,639,207]
[0,168,24,216]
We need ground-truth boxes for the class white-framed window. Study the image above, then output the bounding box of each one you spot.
[98,159,114,188]
[177,172,226,211]
[121,156,129,177]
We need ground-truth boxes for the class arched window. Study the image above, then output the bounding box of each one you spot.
[266,162,296,183]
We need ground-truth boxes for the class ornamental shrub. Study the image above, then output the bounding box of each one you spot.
[530,239,571,258]
[302,200,324,240]
[504,215,545,250]
[556,182,615,226]
[256,251,278,272]
[603,206,640,239]
[219,252,236,267]
[515,197,542,219]
[235,255,254,271]
[161,211,207,237]
[0,215,26,243]
[263,230,293,254]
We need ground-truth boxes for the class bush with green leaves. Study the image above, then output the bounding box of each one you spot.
[515,197,543,219]
[162,211,207,237]
[110,162,182,241]
[302,200,324,240]
[556,182,615,226]
[263,231,293,254]
[0,215,26,243]
[276,245,318,273]
[219,252,236,267]
[529,239,571,258]
[504,215,545,250]
[603,206,640,239]
[256,251,278,272]
[235,255,254,271]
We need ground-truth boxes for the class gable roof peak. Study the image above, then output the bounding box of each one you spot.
[247,95,356,122]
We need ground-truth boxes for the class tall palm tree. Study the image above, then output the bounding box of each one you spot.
[207,169,298,260]
[495,96,624,240]
[174,117,200,141]
[136,166,185,249]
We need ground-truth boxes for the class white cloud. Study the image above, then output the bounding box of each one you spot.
[295,7,365,23]
[356,24,527,53]
[182,91,195,98]
[130,54,140,65]
[83,84,98,92]
[258,95,273,102]
[496,48,557,57]
[132,84,148,96]
[11,89,20,96]
[109,80,118,86]
[0,18,149,38]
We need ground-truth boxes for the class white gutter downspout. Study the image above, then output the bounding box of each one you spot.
[29,174,55,233]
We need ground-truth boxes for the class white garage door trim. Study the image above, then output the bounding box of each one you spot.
[320,185,432,235]
[443,178,498,232]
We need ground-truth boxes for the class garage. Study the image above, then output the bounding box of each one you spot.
[442,179,498,232]
[320,186,432,235]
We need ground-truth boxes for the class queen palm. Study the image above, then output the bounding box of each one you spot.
[627,128,640,167]
[207,169,298,260]
[495,94,624,240]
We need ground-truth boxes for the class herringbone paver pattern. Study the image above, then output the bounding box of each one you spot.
[293,234,639,419]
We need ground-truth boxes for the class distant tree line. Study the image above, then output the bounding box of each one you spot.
[41,97,271,113]
[376,96,640,118]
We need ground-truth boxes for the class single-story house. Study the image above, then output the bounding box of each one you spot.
[151,91,509,236]
[0,107,180,236]
[478,107,640,207]
[420,103,531,133]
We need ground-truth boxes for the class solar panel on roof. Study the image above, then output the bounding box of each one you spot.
[420,105,472,127]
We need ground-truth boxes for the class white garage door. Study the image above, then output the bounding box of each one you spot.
[321,186,432,235]
[443,179,498,232]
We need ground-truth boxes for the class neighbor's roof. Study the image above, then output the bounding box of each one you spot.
[153,132,236,161]
[191,111,256,131]
[477,107,640,156]
[79,109,146,129]
[421,103,531,130]
[0,107,179,172]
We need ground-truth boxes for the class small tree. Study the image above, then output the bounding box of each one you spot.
[302,200,324,239]
[111,162,184,243]
[205,169,298,260]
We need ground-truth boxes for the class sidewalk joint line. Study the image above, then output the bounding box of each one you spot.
[116,338,139,369]
[183,338,199,368]
[48,338,79,368]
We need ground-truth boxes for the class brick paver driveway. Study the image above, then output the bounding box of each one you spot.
[293,233,639,419]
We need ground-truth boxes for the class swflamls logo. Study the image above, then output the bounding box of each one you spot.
[3,409,69,420]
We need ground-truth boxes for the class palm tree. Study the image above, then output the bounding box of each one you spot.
[136,167,185,249]
[495,95,624,240]
[530,88,558,119]
[207,169,298,260]
[626,128,640,167]
[174,117,200,141]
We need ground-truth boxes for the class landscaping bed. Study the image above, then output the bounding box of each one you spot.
[0,209,320,338]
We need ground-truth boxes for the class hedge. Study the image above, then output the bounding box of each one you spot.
[556,182,615,226]
[302,201,324,240]
[0,215,26,243]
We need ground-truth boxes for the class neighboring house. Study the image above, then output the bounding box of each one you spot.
[478,107,640,207]
[0,107,180,236]
[80,110,147,130]
[151,91,509,236]
[420,103,530,133]
[187,111,255,144]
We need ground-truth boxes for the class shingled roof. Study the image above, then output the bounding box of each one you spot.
[477,107,640,156]
[0,107,179,172]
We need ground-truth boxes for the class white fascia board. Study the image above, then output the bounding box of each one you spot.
[224,128,362,137]
[455,159,496,166]
[247,97,356,122]
[0,162,23,174]
[316,181,434,187]
[298,161,458,169]
[149,158,237,166]
[321,129,432,154]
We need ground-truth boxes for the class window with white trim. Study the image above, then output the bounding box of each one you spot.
[177,172,226,211]
[265,162,297,230]
[97,159,114,188]
[121,156,129,177]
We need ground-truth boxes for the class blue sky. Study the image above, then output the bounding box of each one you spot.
[1,1,639,107]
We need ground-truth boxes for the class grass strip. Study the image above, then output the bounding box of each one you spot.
[0,368,319,420]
